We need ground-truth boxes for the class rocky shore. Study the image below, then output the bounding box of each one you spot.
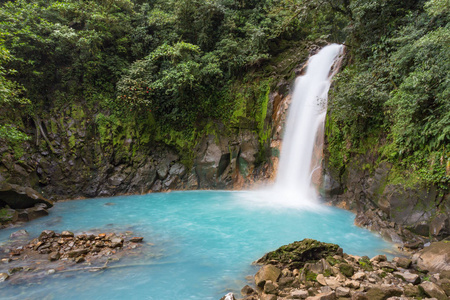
[0,230,146,284]
[223,239,450,300]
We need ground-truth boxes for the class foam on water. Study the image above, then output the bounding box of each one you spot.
[0,191,395,300]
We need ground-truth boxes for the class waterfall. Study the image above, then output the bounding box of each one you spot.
[273,44,344,207]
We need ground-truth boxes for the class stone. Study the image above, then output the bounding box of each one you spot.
[345,280,360,289]
[255,265,282,288]
[48,252,60,261]
[0,273,9,282]
[394,271,420,284]
[370,255,387,263]
[419,281,448,300]
[352,272,366,281]
[317,274,327,286]
[279,276,295,289]
[1,258,11,264]
[130,237,144,243]
[403,285,420,297]
[413,241,450,273]
[393,257,412,269]
[169,163,186,177]
[67,249,88,258]
[437,278,450,296]
[336,287,350,297]
[61,231,74,238]
[324,277,340,289]
[351,291,368,300]
[305,291,336,300]
[8,267,23,274]
[264,280,279,294]
[378,261,397,271]
[241,285,255,296]
[10,229,29,239]
[320,286,333,294]
[339,263,355,277]
[75,256,85,263]
[47,269,56,275]
[220,293,236,300]
[290,289,308,299]
[261,293,277,300]
[366,286,402,300]
[111,237,123,248]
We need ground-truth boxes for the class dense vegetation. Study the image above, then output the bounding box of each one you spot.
[0,0,448,189]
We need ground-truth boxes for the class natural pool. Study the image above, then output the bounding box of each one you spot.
[0,190,395,300]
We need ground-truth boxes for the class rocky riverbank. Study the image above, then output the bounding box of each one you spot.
[223,239,450,300]
[0,230,147,284]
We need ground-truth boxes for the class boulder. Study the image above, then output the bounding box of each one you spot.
[336,287,350,297]
[394,271,420,284]
[305,291,336,300]
[17,204,48,221]
[263,280,279,294]
[220,292,236,300]
[10,229,29,239]
[255,265,281,288]
[437,278,450,296]
[241,285,255,296]
[0,208,18,223]
[0,183,53,209]
[257,239,342,270]
[0,272,9,282]
[393,257,412,269]
[61,231,74,238]
[419,281,448,300]
[291,289,308,299]
[366,286,402,300]
[412,241,450,273]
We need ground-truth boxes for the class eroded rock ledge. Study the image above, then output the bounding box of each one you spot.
[224,239,450,300]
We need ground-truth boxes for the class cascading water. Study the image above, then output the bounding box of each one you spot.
[273,44,344,207]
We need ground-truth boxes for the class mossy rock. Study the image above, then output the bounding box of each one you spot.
[257,239,343,270]
[358,256,374,272]
[339,263,355,277]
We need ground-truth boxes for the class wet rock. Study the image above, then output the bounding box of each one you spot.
[111,237,123,248]
[10,229,29,239]
[0,208,18,223]
[48,252,60,261]
[130,237,144,243]
[255,265,281,288]
[8,267,23,274]
[1,258,11,264]
[419,281,448,300]
[0,272,9,282]
[67,249,88,258]
[39,230,55,240]
[75,256,85,263]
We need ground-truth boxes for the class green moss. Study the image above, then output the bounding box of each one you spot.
[305,269,317,282]
[339,263,355,277]
[358,257,374,271]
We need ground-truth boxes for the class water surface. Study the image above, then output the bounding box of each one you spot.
[0,191,394,299]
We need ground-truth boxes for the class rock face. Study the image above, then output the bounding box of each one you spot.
[0,183,53,209]
[231,239,450,300]
[322,153,450,243]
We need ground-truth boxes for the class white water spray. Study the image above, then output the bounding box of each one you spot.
[238,44,343,210]
[273,44,343,206]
